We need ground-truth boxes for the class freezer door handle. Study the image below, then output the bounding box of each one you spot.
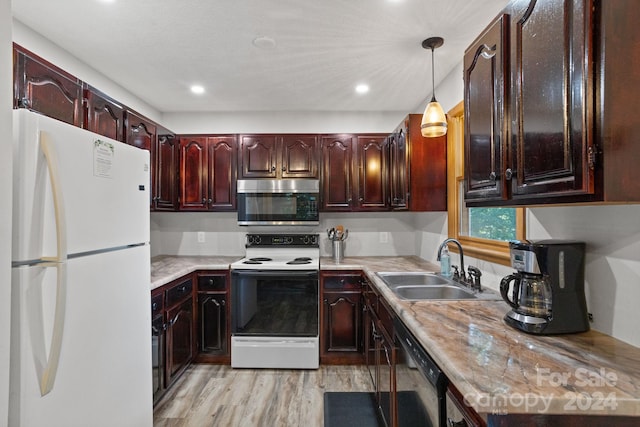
[39,131,68,263]
[37,132,69,395]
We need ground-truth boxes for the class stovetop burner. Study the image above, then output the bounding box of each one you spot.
[231,234,320,271]
[286,257,312,265]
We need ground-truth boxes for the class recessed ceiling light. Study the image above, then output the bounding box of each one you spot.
[355,84,370,94]
[252,36,277,49]
[190,85,205,95]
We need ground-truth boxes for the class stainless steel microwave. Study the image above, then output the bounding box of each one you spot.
[237,179,320,226]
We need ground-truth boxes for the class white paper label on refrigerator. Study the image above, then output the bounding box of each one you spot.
[93,139,114,178]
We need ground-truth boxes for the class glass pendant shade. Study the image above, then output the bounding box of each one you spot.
[421,36,447,138]
[421,100,447,137]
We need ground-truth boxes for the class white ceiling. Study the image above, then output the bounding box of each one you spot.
[12,0,508,114]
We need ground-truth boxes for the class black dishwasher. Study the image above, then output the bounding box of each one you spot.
[394,318,447,427]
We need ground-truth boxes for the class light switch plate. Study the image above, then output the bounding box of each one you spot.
[379,232,389,243]
[197,231,205,243]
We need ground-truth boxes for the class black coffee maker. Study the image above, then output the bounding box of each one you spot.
[500,240,590,334]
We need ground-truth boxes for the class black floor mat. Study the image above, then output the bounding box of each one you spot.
[323,392,381,427]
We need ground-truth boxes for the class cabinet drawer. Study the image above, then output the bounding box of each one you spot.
[166,279,193,307]
[322,273,363,290]
[151,293,164,316]
[197,274,227,291]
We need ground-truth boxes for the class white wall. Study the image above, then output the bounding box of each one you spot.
[1,0,13,423]
[162,110,411,135]
[150,211,419,258]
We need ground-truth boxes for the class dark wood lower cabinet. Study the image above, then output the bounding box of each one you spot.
[320,271,365,364]
[151,292,165,404]
[195,271,230,363]
[166,296,194,386]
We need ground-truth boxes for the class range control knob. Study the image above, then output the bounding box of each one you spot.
[311,235,318,245]
[285,236,294,244]
[254,236,261,244]
[302,235,310,244]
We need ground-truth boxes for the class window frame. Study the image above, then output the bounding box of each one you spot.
[446,101,525,266]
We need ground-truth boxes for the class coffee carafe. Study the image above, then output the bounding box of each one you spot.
[500,240,590,335]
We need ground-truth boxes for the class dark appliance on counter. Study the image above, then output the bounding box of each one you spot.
[236,179,319,226]
[500,240,590,335]
[230,233,320,369]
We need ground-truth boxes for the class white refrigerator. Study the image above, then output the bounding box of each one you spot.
[10,109,153,427]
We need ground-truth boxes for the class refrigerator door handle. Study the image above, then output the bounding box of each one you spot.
[37,132,68,395]
[36,262,67,396]
[39,131,68,263]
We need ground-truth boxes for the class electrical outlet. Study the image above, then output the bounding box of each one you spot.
[379,232,389,243]
[197,231,205,243]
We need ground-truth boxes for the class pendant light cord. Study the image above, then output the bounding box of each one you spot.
[430,46,437,103]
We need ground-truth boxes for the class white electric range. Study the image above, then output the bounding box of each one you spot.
[230,233,320,369]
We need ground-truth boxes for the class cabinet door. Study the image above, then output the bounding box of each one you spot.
[510,0,594,199]
[322,292,362,354]
[239,135,278,178]
[355,135,388,211]
[124,111,156,151]
[207,136,237,210]
[198,293,227,355]
[321,135,354,211]
[151,313,165,403]
[166,297,193,386]
[84,87,124,142]
[154,135,178,211]
[388,130,408,209]
[464,14,509,202]
[280,135,319,178]
[13,45,84,127]
[179,137,208,211]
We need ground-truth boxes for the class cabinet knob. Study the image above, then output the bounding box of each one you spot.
[208,198,212,204]
[359,197,364,202]
[20,97,31,108]
[271,165,276,171]
[504,168,513,180]
[202,198,207,204]
[282,166,286,171]
[489,171,497,181]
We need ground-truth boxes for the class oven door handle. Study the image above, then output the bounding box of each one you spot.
[231,270,318,278]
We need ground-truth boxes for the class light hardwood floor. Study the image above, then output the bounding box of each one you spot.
[154,364,375,427]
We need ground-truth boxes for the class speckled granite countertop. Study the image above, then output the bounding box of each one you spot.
[323,256,640,418]
[151,255,640,417]
[150,255,240,290]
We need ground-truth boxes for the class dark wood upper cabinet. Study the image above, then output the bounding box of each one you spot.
[280,135,319,178]
[321,135,354,211]
[207,136,238,210]
[84,86,125,142]
[13,44,84,127]
[509,0,593,200]
[179,136,237,211]
[154,133,179,211]
[393,115,447,211]
[355,135,388,211]
[466,0,640,206]
[464,14,509,203]
[239,134,319,179]
[124,110,156,151]
[179,137,208,211]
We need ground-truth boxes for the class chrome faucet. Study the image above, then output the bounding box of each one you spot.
[437,238,466,283]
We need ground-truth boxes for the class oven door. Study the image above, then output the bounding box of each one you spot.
[230,269,320,368]
[231,269,319,336]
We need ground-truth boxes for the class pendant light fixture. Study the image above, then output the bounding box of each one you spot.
[420,37,447,138]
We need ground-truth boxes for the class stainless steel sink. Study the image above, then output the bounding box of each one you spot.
[394,285,476,301]
[375,272,451,288]
[375,271,502,301]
